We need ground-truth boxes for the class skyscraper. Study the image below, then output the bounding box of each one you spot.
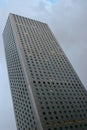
[3,13,87,130]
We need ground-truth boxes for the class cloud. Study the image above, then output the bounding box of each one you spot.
[48,0,87,87]
[0,9,9,58]
[47,0,57,3]
[32,0,87,74]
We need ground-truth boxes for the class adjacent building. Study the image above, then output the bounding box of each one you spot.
[3,13,87,130]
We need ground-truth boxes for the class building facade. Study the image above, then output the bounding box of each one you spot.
[3,14,87,130]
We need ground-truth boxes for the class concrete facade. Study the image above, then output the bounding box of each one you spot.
[3,13,87,130]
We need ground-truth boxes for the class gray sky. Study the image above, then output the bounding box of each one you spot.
[0,0,87,130]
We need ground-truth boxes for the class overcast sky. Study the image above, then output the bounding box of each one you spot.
[0,0,87,130]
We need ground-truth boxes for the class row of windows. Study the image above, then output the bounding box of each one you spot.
[12,14,87,129]
[4,18,38,130]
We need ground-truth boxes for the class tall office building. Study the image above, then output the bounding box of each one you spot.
[3,14,87,130]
